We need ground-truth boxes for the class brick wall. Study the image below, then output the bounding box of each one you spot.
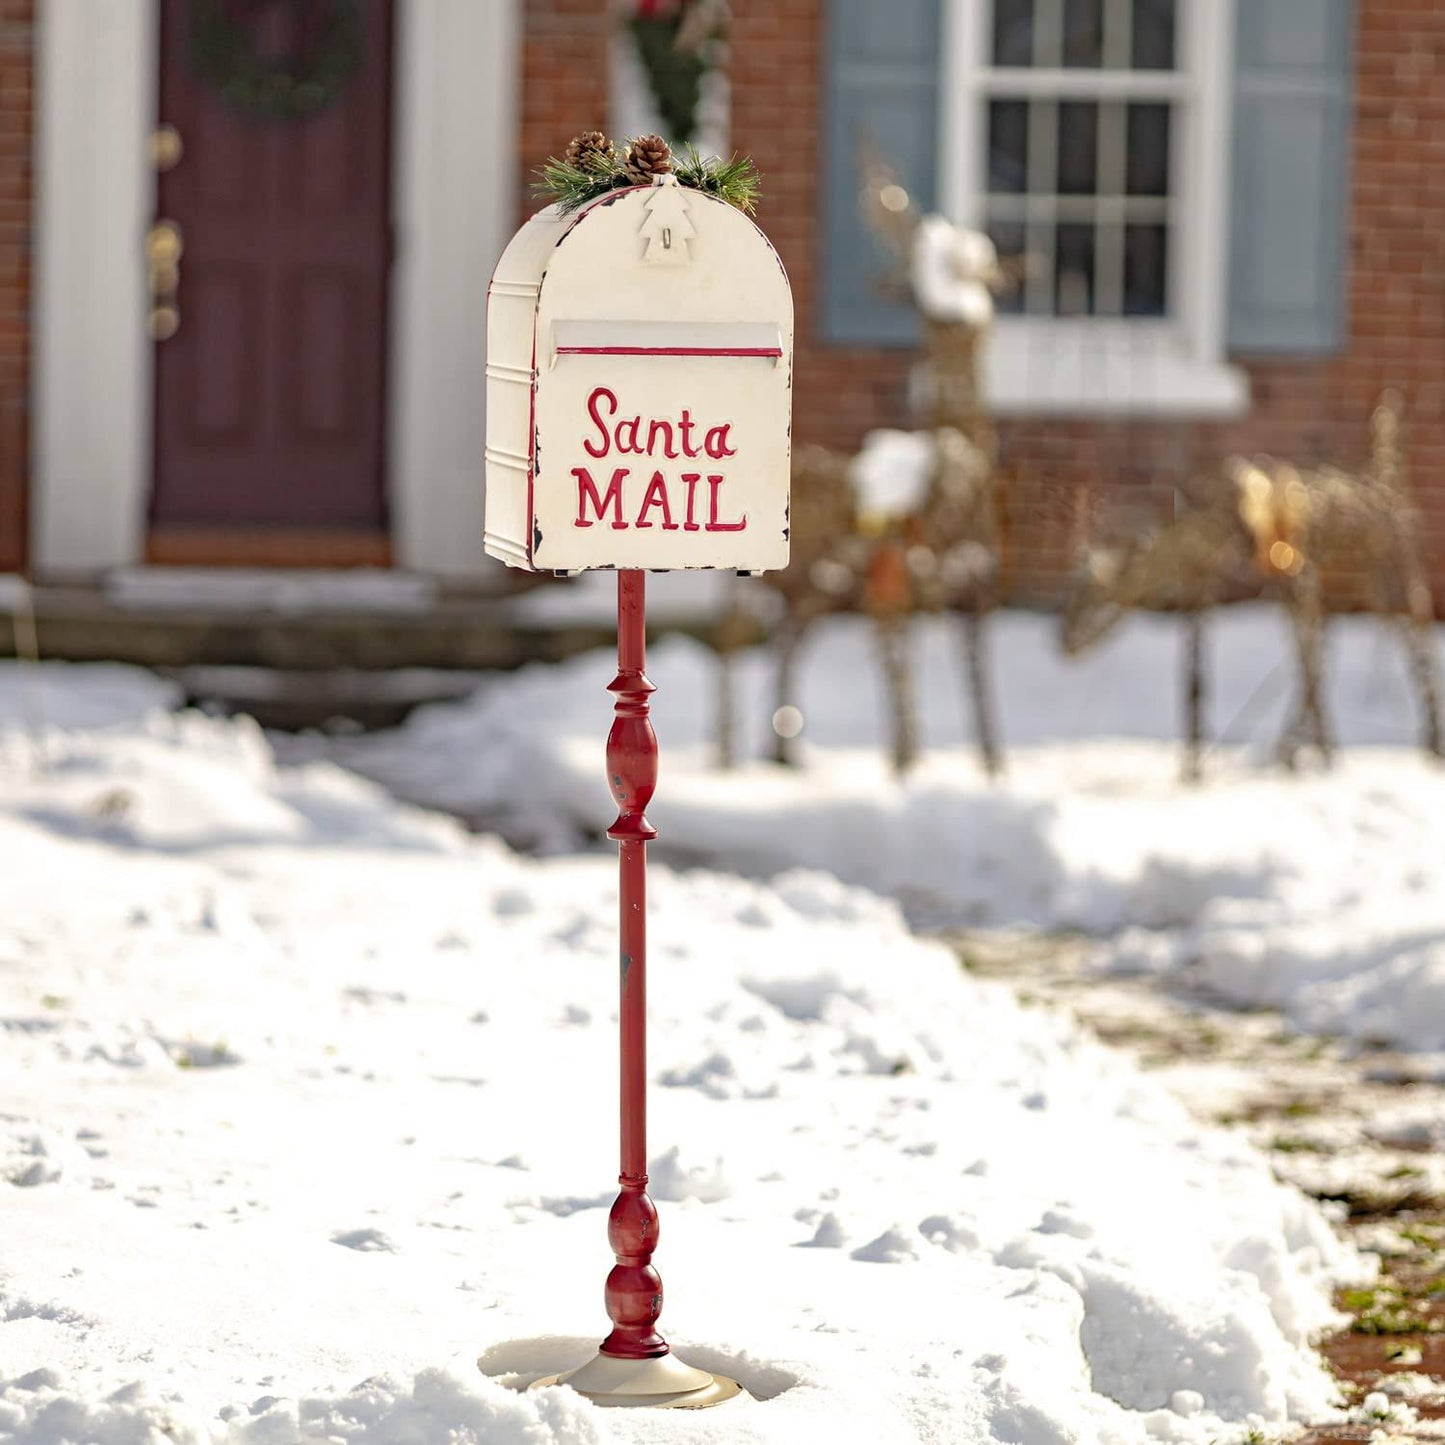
[728,0,1445,605]
[519,0,612,221]
[0,0,30,573]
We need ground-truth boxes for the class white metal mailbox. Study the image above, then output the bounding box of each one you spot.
[485,177,793,574]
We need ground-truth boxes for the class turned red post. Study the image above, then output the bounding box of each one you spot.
[600,568,668,1361]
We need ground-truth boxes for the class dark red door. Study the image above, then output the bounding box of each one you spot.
[151,0,393,565]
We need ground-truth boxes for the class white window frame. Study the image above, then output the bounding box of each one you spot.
[938,0,1248,417]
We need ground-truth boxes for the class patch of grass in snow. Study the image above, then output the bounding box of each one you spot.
[1341,1288,1381,1313]
[1346,1281,1436,1336]
[1354,1302,1434,1335]
[1398,1225,1442,1248]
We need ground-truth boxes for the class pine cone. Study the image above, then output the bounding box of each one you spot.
[563,130,615,173]
[623,133,672,184]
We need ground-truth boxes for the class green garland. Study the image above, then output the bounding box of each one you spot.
[534,139,761,217]
[187,0,364,123]
[627,13,714,144]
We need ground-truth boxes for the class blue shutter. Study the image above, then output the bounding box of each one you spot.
[1226,0,1354,354]
[819,0,942,345]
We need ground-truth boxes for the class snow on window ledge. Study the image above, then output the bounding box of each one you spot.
[973,320,1250,420]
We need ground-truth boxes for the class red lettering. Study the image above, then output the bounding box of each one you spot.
[634,471,677,530]
[616,417,642,454]
[645,419,679,459]
[584,388,617,459]
[573,466,629,529]
[679,409,699,458]
[705,474,746,532]
[703,424,737,459]
[681,473,702,531]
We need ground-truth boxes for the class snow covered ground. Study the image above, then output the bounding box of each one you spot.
[0,664,1366,1442]
[341,603,1445,1051]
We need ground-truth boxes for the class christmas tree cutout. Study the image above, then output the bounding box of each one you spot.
[640,175,696,266]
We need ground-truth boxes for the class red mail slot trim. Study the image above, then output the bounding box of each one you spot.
[556,344,783,359]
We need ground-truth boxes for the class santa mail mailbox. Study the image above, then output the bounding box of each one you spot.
[485,176,793,574]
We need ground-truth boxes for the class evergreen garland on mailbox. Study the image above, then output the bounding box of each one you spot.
[535,132,760,216]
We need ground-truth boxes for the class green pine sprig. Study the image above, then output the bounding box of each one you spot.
[673,143,761,215]
[531,155,630,215]
[533,137,761,216]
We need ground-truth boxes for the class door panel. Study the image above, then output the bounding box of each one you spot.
[185,266,261,441]
[152,0,394,545]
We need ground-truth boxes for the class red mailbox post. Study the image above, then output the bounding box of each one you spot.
[483,158,792,1409]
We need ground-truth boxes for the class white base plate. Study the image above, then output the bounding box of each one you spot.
[528,1350,744,1410]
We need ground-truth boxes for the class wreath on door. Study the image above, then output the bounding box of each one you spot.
[187,0,364,122]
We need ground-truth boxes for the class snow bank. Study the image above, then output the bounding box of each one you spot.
[0,659,178,733]
[0,1364,603,1445]
[0,697,1359,1442]
[342,606,1445,1051]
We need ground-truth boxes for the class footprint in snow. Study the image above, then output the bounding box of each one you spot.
[330,1228,398,1253]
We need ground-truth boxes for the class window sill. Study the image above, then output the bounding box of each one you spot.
[974,321,1250,419]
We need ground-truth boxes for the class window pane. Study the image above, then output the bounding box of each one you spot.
[1125,103,1170,196]
[1056,223,1096,313]
[1131,0,1176,69]
[988,100,1030,193]
[1057,101,1098,196]
[1123,223,1167,314]
[986,219,1027,314]
[1062,0,1103,67]
[992,0,1034,65]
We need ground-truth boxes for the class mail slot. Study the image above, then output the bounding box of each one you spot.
[485,176,794,574]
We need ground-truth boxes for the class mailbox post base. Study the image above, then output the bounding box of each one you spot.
[529,1351,743,1410]
[511,574,743,1415]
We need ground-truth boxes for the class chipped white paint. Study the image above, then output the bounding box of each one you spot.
[484,180,793,574]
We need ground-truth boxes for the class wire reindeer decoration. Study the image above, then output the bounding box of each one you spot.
[722,151,1008,777]
[1061,393,1443,779]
